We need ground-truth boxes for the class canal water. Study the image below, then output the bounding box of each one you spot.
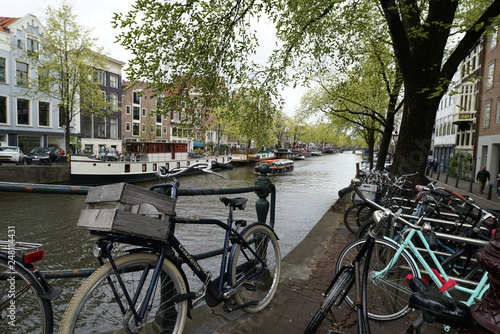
[0,151,361,329]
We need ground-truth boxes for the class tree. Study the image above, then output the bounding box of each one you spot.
[23,2,111,152]
[113,1,500,180]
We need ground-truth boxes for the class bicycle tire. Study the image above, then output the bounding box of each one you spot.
[304,268,354,334]
[343,202,374,235]
[230,223,281,313]
[0,256,53,333]
[335,238,418,321]
[59,252,188,334]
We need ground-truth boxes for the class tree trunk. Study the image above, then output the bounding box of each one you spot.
[391,86,440,182]
[376,112,395,171]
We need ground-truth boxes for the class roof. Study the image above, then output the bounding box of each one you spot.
[0,17,20,33]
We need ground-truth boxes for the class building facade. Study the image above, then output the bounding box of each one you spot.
[0,15,63,153]
[476,29,500,178]
[77,57,125,156]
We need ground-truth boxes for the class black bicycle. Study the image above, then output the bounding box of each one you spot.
[59,161,281,333]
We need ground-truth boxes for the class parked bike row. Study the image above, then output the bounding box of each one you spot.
[306,171,498,333]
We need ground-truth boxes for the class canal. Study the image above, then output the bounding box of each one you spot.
[0,151,361,330]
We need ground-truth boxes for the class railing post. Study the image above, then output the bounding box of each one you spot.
[254,164,272,227]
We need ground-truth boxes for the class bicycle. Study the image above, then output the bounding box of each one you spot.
[0,240,62,333]
[305,179,491,333]
[59,161,281,333]
[335,186,490,326]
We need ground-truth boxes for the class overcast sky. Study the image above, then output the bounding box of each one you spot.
[3,0,306,116]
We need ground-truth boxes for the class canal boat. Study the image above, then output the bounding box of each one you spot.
[70,142,230,185]
[229,148,275,164]
[291,147,312,158]
[274,149,304,160]
[311,150,323,156]
[255,159,294,174]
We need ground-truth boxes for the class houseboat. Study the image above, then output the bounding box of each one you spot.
[291,147,312,158]
[70,142,230,185]
[255,159,294,174]
[229,148,275,164]
[274,149,304,160]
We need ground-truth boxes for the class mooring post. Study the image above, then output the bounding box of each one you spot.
[254,164,272,227]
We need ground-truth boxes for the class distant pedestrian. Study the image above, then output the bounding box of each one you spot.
[426,159,432,175]
[433,159,439,173]
[476,166,490,194]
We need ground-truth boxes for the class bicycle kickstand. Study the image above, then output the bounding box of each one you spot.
[405,315,424,334]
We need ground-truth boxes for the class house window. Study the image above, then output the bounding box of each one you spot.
[110,117,118,140]
[84,115,93,137]
[0,96,7,124]
[16,62,29,87]
[126,105,131,114]
[156,125,161,137]
[0,58,5,83]
[133,91,140,104]
[59,106,66,127]
[142,108,146,117]
[110,93,118,111]
[163,126,167,134]
[38,69,50,91]
[17,99,30,125]
[487,63,495,89]
[133,106,140,120]
[109,74,118,88]
[97,70,106,85]
[133,122,139,136]
[142,124,146,132]
[156,114,161,123]
[491,27,498,49]
[485,101,491,127]
[27,38,39,57]
[39,101,50,126]
[126,122,131,132]
[98,118,106,137]
[497,98,500,124]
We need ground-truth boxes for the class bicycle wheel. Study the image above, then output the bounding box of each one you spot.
[0,256,53,333]
[335,238,418,321]
[343,202,374,234]
[59,252,188,334]
[304,268,354,334]
[230,223,281,313]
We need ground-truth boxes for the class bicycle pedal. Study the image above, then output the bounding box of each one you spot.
[243,281,256,291]
[223,299,258,312]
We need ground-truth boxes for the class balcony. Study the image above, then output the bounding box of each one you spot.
[453,112,475,131]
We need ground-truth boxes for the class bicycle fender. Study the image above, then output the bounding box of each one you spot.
[381,236,421,277]
[0,252,56,298]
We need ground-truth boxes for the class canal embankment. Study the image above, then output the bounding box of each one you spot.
[0,163,70,184]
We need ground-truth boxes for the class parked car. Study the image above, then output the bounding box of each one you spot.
[25,147,59,164]
[0,146,24,163]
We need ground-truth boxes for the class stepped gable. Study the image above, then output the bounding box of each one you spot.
[0,17,20,32]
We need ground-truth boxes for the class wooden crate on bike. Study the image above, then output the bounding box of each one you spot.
[77,182,176,241]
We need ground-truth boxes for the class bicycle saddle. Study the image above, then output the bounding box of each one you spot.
[407,276,471,328]
[220,197,248,210]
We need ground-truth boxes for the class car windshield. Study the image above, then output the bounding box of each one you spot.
[30,148,49,154]
[0,147,17,152]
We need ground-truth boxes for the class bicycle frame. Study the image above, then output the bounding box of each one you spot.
[373,225,490,308]
[93,210,270,326]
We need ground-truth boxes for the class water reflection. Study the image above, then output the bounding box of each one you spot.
[0,152,361,329]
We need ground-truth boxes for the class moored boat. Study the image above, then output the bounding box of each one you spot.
[274,149,303,160]
[311,151,323,156]
[70,142,230,185]
[255,159,294,174]
[229,148,275,164]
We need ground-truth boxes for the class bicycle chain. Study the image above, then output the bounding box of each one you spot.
[321,300,361,331]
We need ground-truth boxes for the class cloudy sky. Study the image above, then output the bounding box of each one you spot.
[3,0,306,116]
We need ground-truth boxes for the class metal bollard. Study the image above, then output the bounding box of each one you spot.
[487,184,492,200]
[445,174,449,184]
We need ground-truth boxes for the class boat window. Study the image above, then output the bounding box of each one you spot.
[142,164,147,172]
[125,164,130,173]
[153,164,157,171]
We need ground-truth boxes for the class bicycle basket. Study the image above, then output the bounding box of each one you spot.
[77,182,176,241]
